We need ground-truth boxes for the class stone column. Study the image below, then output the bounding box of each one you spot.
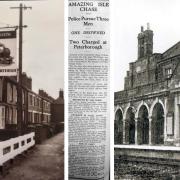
[135,118,138,145]
[123,119,126,144]
[174,94,180,146]
[149,116,152,145]
[164,97,167,143]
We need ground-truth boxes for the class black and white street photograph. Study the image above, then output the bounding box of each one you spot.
[0,1,64,179]
[113,0,180,179]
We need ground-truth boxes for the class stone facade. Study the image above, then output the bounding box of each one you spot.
[114,25,180,146]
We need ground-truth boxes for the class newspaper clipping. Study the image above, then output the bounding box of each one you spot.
[68,0,110,179]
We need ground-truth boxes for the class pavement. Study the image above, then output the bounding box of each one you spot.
[1,132,64,180]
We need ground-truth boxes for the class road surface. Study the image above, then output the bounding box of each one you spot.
[1,132,64,180]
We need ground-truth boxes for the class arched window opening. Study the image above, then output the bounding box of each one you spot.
[125,107,135,144]
[114,109,123,144]
[152,103,164,145]
[137,105,149,144]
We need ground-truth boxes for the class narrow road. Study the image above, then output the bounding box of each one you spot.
[1,132,64,180]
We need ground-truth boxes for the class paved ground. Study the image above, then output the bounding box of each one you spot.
[1,132,64,180]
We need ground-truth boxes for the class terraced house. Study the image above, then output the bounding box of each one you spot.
[114,25,180,147]
[0,73,54,140]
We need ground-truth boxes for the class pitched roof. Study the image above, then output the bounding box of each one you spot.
[163,41,180,59]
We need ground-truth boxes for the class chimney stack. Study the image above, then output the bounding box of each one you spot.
[59,89,64,99]
[147,23,150,30]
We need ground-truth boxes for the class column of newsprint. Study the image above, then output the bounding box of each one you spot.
[68,0,110,179]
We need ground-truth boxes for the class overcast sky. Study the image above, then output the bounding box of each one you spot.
[0,0,64,99]
[113,0,180,92]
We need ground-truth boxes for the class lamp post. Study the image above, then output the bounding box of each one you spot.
[11,4,32,135]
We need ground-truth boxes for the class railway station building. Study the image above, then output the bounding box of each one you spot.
[114,25,180,147]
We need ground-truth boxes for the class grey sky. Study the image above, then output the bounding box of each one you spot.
[0,0,64,99]
[113,0,180,92]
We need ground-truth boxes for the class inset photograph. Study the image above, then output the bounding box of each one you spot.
[113,0,180,179]
[0,1,64,179]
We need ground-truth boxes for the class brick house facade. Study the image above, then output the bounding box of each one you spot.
[0,74,53,135]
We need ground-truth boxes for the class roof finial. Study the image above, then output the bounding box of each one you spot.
[147,23,150,30]
[141,26,144,32]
